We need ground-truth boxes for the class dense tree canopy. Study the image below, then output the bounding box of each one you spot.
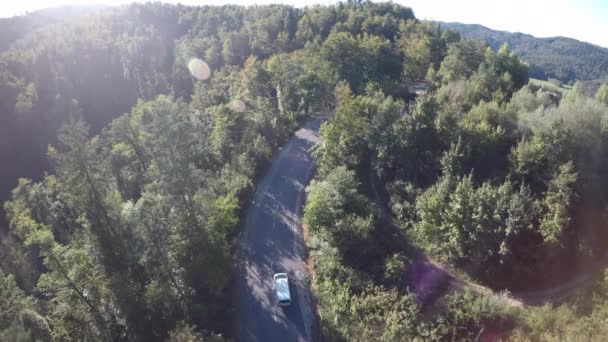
[303,4,608,340]
[440,21,608,89]
[2,1,608,340]
[0,1,468,340]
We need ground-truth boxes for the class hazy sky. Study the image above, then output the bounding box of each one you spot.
[2,0,607,48]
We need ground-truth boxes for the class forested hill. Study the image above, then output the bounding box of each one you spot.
[437,21,608,86]
[0,5,103,52]
[0,2,419,203]
[0,1,430,340]
[2,1,607,340]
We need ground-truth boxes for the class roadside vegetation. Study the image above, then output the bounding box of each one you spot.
[303,3,608,341]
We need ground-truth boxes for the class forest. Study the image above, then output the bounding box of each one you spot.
[1,1,608,341]
[305,42,608,339]
[440,21,608,91]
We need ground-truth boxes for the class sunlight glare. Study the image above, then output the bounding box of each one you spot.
[188,58,210,80]
[232,99,246,112]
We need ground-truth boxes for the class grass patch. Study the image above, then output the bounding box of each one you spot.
[529,78,571,93]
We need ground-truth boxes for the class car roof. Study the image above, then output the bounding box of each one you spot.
[274,274,290,301]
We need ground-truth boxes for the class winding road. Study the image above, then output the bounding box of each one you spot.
[233,116,605,342]
[234,119,321,342]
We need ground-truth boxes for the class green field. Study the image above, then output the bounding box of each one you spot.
[529,77,572,93]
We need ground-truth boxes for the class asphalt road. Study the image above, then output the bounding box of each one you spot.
[234,119,322,342]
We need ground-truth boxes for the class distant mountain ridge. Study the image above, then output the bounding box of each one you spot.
[0,5,104,51]
[435,21,608,87]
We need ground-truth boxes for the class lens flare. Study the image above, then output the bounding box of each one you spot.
[232,99,246,113]
[188,58,210,80]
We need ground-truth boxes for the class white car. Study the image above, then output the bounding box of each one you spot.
[273,273,291,306]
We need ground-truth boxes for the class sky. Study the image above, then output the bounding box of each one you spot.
[2,0,607,48]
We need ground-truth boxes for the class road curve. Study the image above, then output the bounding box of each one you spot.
[234,119,322,342]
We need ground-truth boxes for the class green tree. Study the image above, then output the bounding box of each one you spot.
[389,93,444,186]
[222,31,250,65]
[595,83,608,105]
[438,40,485,83]
[564,80,584,102]
[304,166,373,255]
[0,268,31,331]
[539,161,577,244]
[318,31,368,92]
[315,83,369,174]
[397,20,446,81]
[4,177,121,340]
[48,118,153,339]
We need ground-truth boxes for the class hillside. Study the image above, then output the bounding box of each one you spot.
[437,21,608,87]
[1,2,608,341]
[0,6,103,52]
